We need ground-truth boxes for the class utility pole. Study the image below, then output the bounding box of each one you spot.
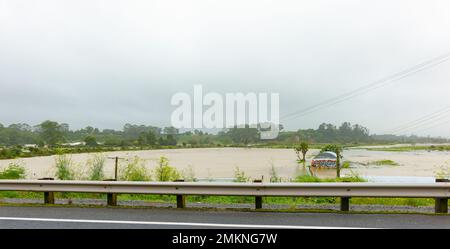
[107,156,124,181]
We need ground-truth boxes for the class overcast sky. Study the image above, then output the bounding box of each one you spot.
[1,0,450,137]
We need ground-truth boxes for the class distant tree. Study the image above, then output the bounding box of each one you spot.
[158,137,165,146]
[37,121,65,146]
[146,131,157,145]
[137,132,147,146]
[225,125,259,144]
[164,126,179,135]
[84,136,98,147]
[165,135,177,146]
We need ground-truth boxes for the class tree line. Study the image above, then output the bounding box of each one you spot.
[0,120,448,148]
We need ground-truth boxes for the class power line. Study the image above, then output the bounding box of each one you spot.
[384,106,450,134]
[398,118,450,136]
[281,52,450,122]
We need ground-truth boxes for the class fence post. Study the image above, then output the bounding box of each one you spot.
[39,178,55,205]
[175,179,186,208]
[254,179,263,210]
[435,179,449,214]
[103,179,117,206]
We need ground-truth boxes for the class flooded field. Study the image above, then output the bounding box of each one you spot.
[0,146,449,182]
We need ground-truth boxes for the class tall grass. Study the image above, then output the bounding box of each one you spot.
[86,154,106,180]
[435,162,450,179]
[54,154,75,180]
[269,164,282,183]
[234,167,249,182]
[181,165,197,182]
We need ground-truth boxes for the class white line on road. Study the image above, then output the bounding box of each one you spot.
[0,217,373,229]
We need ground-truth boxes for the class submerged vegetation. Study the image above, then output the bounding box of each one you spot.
[367,160,399,166]
[365,145,450,152]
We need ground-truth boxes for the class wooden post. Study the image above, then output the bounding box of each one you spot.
[114,156,119,181]
[340,197,350,212]
[103,179,117,206]
[254,179,263,210]
[39,178,55,205]
[175,179,186,208]
[435,179,449,214]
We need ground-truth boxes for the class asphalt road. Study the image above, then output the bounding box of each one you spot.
[0,206,449,229]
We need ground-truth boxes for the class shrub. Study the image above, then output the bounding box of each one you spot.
[154,156,180,182]
[120,156,150,181]
[0,162,26,179]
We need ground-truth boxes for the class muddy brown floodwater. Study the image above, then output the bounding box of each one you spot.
[0,147,449,181]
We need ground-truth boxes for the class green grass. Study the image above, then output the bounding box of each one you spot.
[0,191,436,208]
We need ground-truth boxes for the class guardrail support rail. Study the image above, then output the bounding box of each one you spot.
[340,197,350,212]
[107,193,117,206]
[435,198,448,214]
[435,179,449,213]
[175,179,186,208]
[254,179,263,209]
[104,179,118,206]
[39,178,55,205]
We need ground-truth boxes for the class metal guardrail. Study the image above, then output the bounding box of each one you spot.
[0,180,449,213]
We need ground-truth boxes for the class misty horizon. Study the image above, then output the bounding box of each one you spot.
[1,1,450,137]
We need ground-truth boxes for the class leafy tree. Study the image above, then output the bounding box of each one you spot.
[294,141,309,164]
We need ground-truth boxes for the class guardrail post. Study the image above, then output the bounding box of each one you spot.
[175,179,186,208]
[39,178,55,205]
[340,197,350,212]
[103,179,117,206]
[435,179,449,214]
[254,179,263,210]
